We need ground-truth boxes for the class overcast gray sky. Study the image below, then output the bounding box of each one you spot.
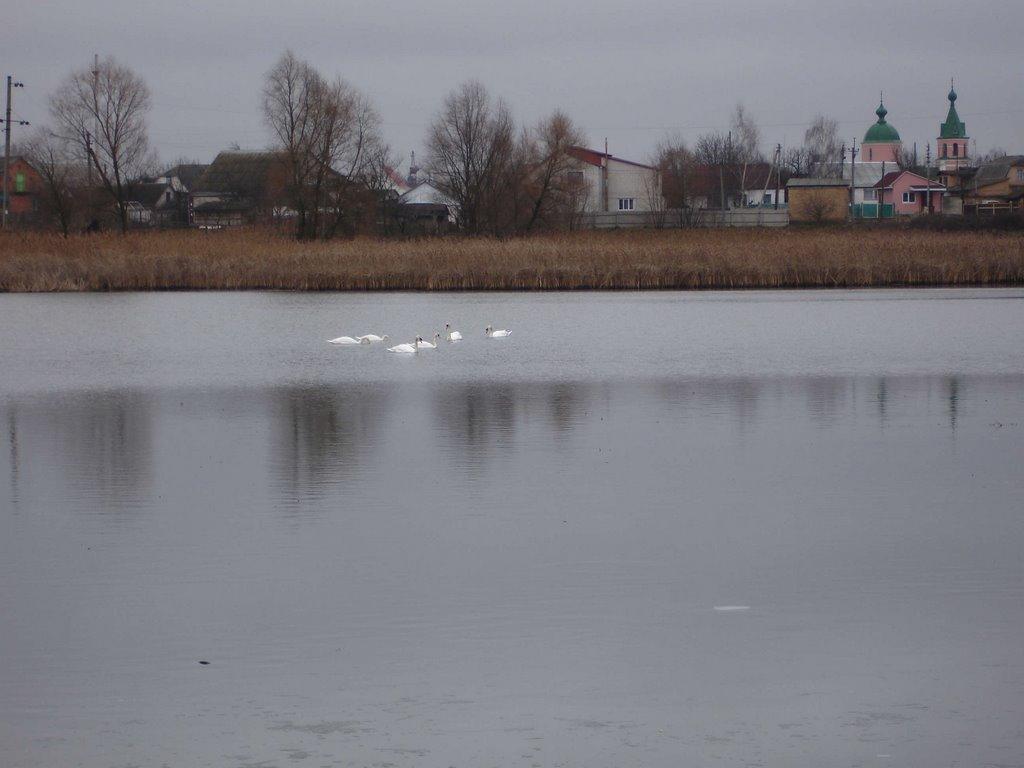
[4,0,1022,169]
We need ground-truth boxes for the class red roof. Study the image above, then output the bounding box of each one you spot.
[567,146,656,171]
[874,170,944,190]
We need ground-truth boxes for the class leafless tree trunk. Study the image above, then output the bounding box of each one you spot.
[695,131,740,210]
[49,57,153,233]
[731,103,762,205]
[426,80,515,235]
[23,129,86,236]
[264,52,384,239]
[653,137,695,211]
[520,110,585,232]
[804,115,841,177]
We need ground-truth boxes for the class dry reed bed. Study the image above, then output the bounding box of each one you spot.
[1,229,1022,291]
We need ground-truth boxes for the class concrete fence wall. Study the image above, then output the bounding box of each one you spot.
[581,208,790,229]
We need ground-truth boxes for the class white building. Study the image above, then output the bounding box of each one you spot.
[566,146,662,213]
[398,181,458,223]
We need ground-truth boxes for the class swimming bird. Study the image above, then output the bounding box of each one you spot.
[415,334,440,350]
[386,339,417,354]
[444,323,463,342]
[357,334,389,344]
[485,325,511,338]
[327,336,362,345]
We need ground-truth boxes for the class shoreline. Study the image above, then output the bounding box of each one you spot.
[2,228,1023,292]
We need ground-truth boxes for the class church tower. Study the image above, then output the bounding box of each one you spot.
[937,81,969,187]
[862,97,901,164]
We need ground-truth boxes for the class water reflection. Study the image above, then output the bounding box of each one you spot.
[6,408,19,505]
[270,384,392,502]
[0,375,1012,515]
[1,391,153,512]
[948,375,961,431]
[432,383,519,468]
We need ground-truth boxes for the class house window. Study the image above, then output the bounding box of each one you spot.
[567,170,584,185]
[14,172,25,193]
[617,197,635,211]
[952,143,958,157]
[902,192,916,204]
[1017,169,1024,182]
[863,188,877,201]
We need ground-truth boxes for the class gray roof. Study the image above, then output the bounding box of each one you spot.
[162,163,209,190]
[973,156,1024,188]
[841,162,893,188]
[786,177,847,188]
[192,151,287,197]
[129,182,174,208]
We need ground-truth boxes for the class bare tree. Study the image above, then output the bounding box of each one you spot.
[263,51,383,239]
[803,115,841,177]
[22,129,87,236]
[782,146,812,177]
[49,57,153,233]
[695,131,740,209]
[426,80,515,234]
[731,103,762,203]
[520,110,586,231]
[652,137,695,209]
[977,147,1007,164]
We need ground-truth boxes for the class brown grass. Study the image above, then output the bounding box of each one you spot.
[1,227,1022,291]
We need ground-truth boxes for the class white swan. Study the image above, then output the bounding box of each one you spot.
[415,333,440,350]
[444,323,463,342]
[485,325,512,338]
[357,334,389,344]
[328,335,362,345]
[386,339,417,354]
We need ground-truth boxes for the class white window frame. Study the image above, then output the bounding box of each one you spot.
[863,188,877,201]
[902,191,916,204]
[617,197,635,211]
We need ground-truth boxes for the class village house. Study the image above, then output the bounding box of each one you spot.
[189,151,289,228]
[396,154,458,230]
[964,155,1024,215]
[740,162,787,207]
[566,146,662,214]
[873,170,945,216]
[0,156,43,224]
[125,179,186,227]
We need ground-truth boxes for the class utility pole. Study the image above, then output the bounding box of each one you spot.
[848,138,858,220]
[770,143,778,210]
[926,142,932,215]
[2,75,30,230]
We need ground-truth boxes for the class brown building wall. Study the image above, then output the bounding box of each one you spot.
[1,158,43,217]
[789,186,848,223]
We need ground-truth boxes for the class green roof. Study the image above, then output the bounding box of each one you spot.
[939,86,967,139]
[864,100,900,143]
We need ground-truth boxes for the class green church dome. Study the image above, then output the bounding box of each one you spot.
[864,100,900,143]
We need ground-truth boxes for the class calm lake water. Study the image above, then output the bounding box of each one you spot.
[1,289,1023,768]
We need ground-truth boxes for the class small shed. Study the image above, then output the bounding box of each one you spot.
[786,178,849,223]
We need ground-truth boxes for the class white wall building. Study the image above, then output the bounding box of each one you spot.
[398,181,458,222]
[566,146,662,213]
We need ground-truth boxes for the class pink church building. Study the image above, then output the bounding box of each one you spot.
[861,99,901,164]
